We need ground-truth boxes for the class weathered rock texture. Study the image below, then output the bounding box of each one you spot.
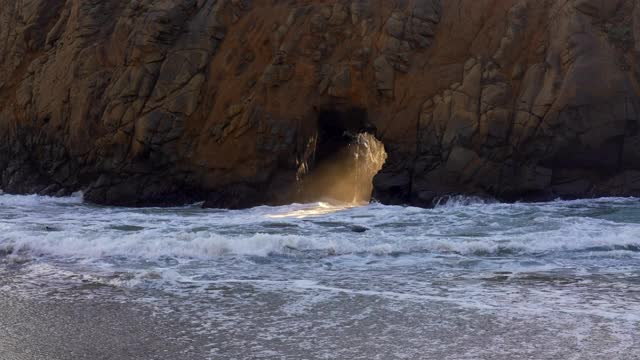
[1,0,640,208]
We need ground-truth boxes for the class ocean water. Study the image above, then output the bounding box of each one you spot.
[1,193,640,359]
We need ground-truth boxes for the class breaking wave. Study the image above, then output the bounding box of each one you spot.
[1,195,640,260]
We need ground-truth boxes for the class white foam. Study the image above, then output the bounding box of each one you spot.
[3,194,640,355]
[1,196,640,260]
[0,192,84,207]
[433,195,495,208]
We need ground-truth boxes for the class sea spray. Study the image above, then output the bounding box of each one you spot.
[351,133,387,204]
[296,132,387,204]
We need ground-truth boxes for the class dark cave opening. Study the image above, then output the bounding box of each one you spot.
[298,107,387,204]
[315,107,373,163]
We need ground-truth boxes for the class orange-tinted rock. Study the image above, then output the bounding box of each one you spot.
[1,0,640,208]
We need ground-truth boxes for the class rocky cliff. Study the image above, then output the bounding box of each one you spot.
[1,0,640,208]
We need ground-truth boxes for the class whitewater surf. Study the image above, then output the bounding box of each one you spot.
[1,194,640,358]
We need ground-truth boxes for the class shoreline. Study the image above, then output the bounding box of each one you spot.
[1,285,638,360]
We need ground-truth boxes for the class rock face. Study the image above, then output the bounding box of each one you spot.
[1,0,640,208]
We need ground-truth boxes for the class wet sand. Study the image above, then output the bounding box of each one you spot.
[0,293,209,360]
[1,289,639,360]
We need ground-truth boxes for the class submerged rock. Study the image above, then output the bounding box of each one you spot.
[1,0,640,208]
[349,225,369,233]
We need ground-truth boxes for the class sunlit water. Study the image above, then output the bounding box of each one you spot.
[1,194,640,359]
